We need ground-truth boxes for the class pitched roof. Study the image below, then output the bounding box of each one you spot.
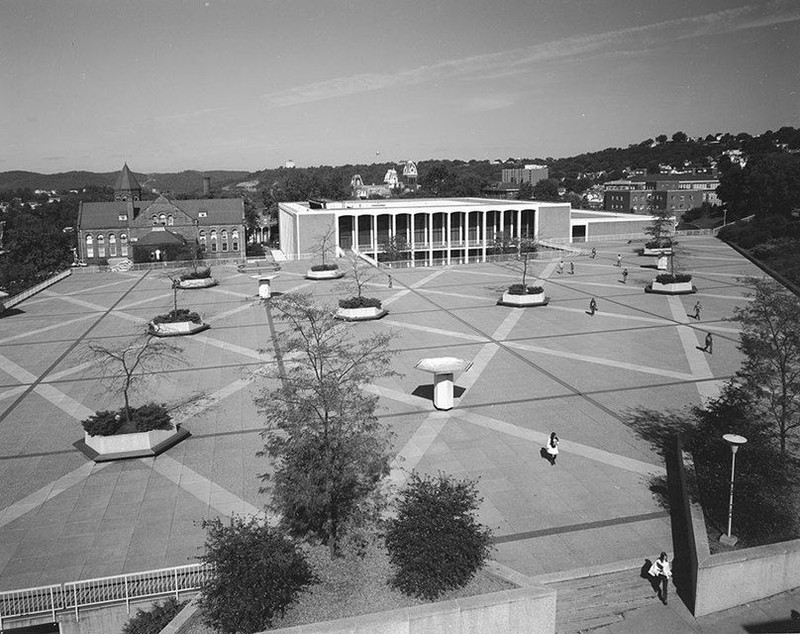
[79,197,244,230]
[114,163,141,192]
[172,198,244,225]
[136,228,186,246]
[79,201,133,230]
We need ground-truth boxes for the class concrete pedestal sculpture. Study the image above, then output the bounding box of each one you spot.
[415,357,473,411]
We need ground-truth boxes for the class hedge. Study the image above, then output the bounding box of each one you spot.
[338,296,382,309]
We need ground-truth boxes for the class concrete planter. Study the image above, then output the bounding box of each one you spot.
[78,426,189,462]
[336,306,387,321]
[306,268,344,280]
[646,280,696,295]
[642,247,673,256]
[498,291,549,307]
[148,320,210,336]
[177,277,218,289]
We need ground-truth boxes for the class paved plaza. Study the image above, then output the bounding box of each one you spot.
[0,236,759,592]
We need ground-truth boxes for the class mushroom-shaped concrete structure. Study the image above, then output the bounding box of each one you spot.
[252,274,279,299]
[414,357,473,411]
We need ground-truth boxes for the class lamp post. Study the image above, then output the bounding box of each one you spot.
[719,433,747,546]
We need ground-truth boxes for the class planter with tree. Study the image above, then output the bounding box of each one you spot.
[176,242,218,288]
[306,221,344,280]
[646,272,696,294]
[74,333,190,461]
[149,279,210,335]
[336,257,387,320]
[641,205,675,256]
[496,236,548,307]
[643,212,695,294]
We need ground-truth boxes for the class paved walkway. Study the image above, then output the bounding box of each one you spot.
[1,237,784,630]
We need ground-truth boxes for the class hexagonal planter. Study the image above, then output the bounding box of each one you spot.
[498,291,549,307]
[642,247,673,256]
[645,280,696,295]
[306,268,344,280]
[177,277,218,289]
[76,426,190,462]
[148,320,210,336]
[336,306,388,321]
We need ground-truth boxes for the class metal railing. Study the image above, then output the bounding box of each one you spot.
[0,563,208,626]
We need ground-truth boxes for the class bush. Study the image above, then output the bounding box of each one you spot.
[82,409,123,437]
[655,273,692,284]
[385,472,494,600]
[506,284,544,295]
[152,308,202,324]
[645,239,672,249]
[122,597,186,634]
[310,263,339,272]
[338,296,382,309]
[179,267,211,280]
[198,516,316,634]
[131,402,172,432]
[246,242,266,257]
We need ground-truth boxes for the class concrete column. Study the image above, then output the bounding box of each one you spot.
[371,215,377,255]
[433,372,455,410]
[428,212,433,265]
[353,214,358,252]
[515,209,521,239]
[446,212,452,265]
[481,211,488,262]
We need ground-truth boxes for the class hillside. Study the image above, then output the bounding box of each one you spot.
[0,169,250,195]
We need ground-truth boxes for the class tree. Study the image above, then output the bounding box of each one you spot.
[717,153,800,219]
[727,277,800,454]
[672,131,688,144]
[531,178,560,202]
[85,332,184,426]
[122,598,186,634]
[655,134,668,144]
[378,234,411,263]
[255,294,397,557]
[341,255,378,302]
[385,472,494,599]
[309,219,338,268]
[517,181,534,200]
[197,516,315,634]
[643,204,674,249]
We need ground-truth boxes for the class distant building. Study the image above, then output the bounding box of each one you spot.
[501,164,549,185]
[77,164,245,263]
[284,160,296,169]
[603,174,719,213]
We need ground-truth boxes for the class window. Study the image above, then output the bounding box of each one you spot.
[167,215,174,226]
[152,215,158,225]
[120,234,128,256]
[210,229,217,252]
[159,214,166,226]
[118,214,127,221]
[232,229,239,251]
[222,242,228,252]
[221,229,228,241]
[97,234,105,257]
[108,233,117,256]
[85,235,94,258]
[198,210,208,218]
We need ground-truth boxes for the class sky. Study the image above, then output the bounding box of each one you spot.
[2,0,799,174]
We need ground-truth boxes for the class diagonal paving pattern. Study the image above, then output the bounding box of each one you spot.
[0,236,762,590]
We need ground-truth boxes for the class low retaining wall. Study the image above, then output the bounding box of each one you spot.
[0,269,71,313]
[669,437,800,616]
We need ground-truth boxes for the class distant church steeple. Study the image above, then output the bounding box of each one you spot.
[114,163,142,201]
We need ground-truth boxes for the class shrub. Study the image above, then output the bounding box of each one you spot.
[198,516,316,634]
[131,403,172,432]
[152,309,202,324]
[655,273,692,284]
[180,267,211,280]
[122,597,186,634]
[506,284,544,295]
[82,410,123,437]
[645,239,672,249]
[385,472,494,600]
[338,296,382,309]
[310,263,339,272]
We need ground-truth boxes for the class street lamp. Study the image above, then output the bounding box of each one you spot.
[719,433,747,546]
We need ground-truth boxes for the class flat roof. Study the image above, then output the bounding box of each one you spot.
[280,197,571,214]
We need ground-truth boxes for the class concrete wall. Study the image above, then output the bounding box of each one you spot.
[536,205,570,241]
[585,219,652,239]
[278,207,298,258]
[264,585,556,634]
[297,213,334,257]
[0,269,71,313]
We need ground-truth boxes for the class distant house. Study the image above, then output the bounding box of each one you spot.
[77,164,245,263]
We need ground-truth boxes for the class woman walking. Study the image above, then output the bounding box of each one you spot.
[546,432,559,466]
[649,552,672,604]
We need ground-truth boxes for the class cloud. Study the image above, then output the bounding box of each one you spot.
[261,2,800,108]
[465,95,516,112]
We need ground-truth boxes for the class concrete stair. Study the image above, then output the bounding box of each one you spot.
[544,568,659,633]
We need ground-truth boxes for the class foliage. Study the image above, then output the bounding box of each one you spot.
[198,516,316,634]
[532,178,561,201]
[152,308,202,324]
[81,403,172,436]
[727,277,800,454]
[385,472,494,600]
[645,239,673,249]
[655,273,692,284]
[310,220,338,267]
[82,410,123,437]
[339,255,378,301]
[246,241,266,256]
[121,597,187,634]
[506,284,543,295]
[131,402,173,432]
[378,235,411,262]
[256,294,397,557]
[310,263,339,272]
[85,333,184,425]
[644,205,674,247]
[179,266,211,280]
[516,181,534,200]
[338,296,382,309]
[717,153,800,220]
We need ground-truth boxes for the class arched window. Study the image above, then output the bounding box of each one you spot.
[198,230,207,252]
[85,235,94,258]
[210,230,218,252]
[108,233,117,256]
[152,215,158,225]
[221,229,228,252]
[97,234,105,257]
[167,214,174,226]
[159,213,166,226]
[232,229,239,251]
[120,234,128,256]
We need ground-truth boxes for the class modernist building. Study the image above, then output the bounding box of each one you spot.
[278,197,659,263]
[501,165,549,185]
[604,174,719,213]
[77,164,246,263]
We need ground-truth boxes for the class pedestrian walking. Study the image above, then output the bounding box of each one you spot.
[616,254,622,267]
[649,552,672,604]
[388,274,393,289]
[701,332,713,354]
[622,268,628,284]
[570,261,575,275]
[557,259,564,275]
[589,297,597,316]
[693,300,702,320]
[545,432,559,466]
[591,247,597,259]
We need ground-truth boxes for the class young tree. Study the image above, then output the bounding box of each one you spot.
[516,181,534,200]
[86,332,184,425]
[385,472,494,600]
[378,234,411,263]
[644,204,674,249]
[197,516,315,634]
[728,277,800,454]
[341,254,378,302]
[255,293,397,557]
[309,219,338,268]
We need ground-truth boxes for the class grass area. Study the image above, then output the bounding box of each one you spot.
[181,540,515,633]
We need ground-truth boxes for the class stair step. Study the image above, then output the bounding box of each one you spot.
[557,612,624,633]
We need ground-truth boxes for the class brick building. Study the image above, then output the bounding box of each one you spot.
[603,174,719,213]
